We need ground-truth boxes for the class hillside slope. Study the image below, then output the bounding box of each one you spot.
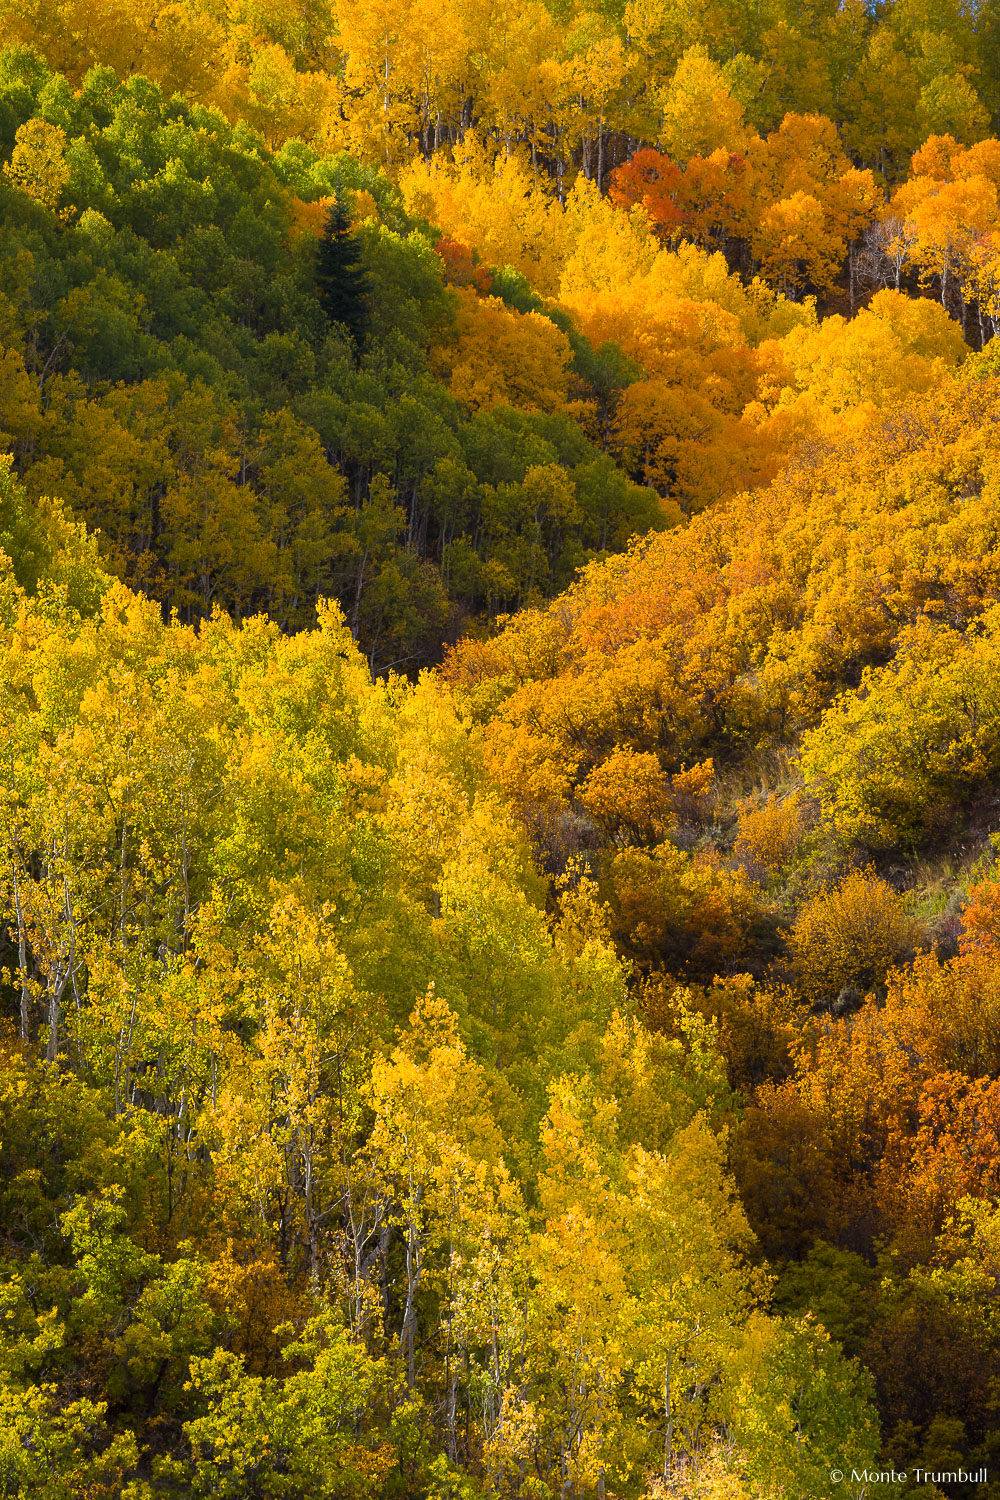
[447,371,1000,1475]
[2,24,1000,1500]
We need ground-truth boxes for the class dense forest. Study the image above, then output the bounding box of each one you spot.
[2,7,1000,1496]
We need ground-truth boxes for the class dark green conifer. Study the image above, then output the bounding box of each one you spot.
[315,194,369,351]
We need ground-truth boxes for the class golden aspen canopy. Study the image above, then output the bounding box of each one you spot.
[2,8,1000,1493]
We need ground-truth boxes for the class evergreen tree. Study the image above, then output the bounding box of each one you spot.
[315,194,369,350]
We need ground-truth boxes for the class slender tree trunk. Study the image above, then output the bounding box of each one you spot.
[46,962,65,1063]
[12,861,30,1044]
[663,1353,673,1482]
[446,1369,459,1461]
[378,1219,393,1345]
[351,550,368,638]
[400,1182,424,1388]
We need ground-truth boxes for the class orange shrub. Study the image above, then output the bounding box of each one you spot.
[788,867,919,1005]
[578,747,675,844]
[734,792,803,873]
[671,757,715,821]
[959,876,1000,953]
[606,841,765,980]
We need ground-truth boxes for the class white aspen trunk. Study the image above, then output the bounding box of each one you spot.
[12,861,31,1044]
[400,1180,424,1387]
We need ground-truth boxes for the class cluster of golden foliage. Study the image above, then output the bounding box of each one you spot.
[406,141,976,512]
[445,378,1000,836]
[0,451,892,1496]
[733,793,803,874]
[6,0,996,184]
[786,868,917,1004]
